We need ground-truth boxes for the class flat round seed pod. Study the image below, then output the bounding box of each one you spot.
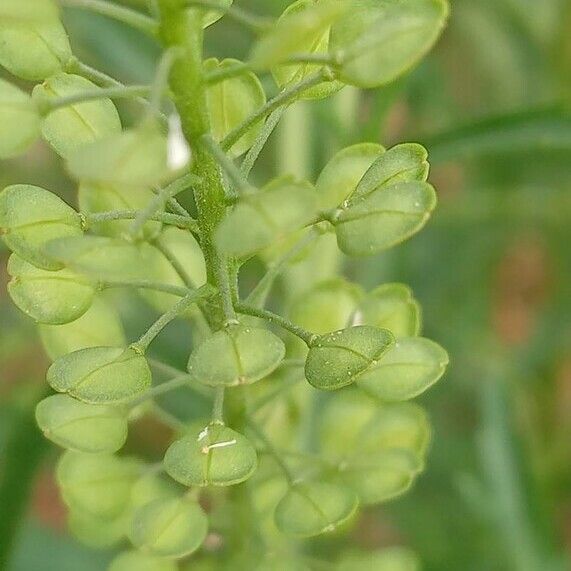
[109,550,178,571]
[0,184,83,270]
[34,73,122,158]
[316,143,384,211]
[336,547,420,571]
[68,507,129,549]
[35,394,127,453]
[57,451,141,519]
[198,0,233,28]
[0,78,40,158]
[305,325,394,390]
[129,497,208,559]
[274,481,358,537]
[331,0,449,88]
[39,297,125,361]
[164,423,258,487]
[357,337,449,401]
[188,325,285,387]
[7,254,94,325]
[334,181,437,256]
[130,473,180,511]
[205,58,266,157]
[47,346,152,404]
[357,283,421,337]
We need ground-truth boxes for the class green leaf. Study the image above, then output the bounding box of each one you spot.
[35,394,127,453]
[357,337,448,401]
[0,184,83,271]
[66,125,170,188]
[334,181,437,256]
[34,73,122,159]
[109,550,178,571]
[352,143,429,201]
[0,16,72,80]
[57,451,141,519]
[67,507,129,549]
[250,0,347,70]
[289,279,362,335]
[47,346,152,403]
[39,297,126,361]
[272,0,343,100]
[357,283,421,337]
[305,325,394,390]
[0,78,40,158]
[215,176,318,258]
[331,0,449,88]
[274,481,358,537]
[164,422,258,487]
[188,325,285,387]
[316,143,385,210]
[129,497,208,559]
[205,58,266,157]
[7,254,95,325]
[336,547,420,571]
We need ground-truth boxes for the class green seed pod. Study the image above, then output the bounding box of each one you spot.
[130,473,179,511]
[109,551,178,571]
[272,0,343,100]
[0,78,40,158]
[188,325,285,387]
[197,0,233,28]
[35,394,128,453]
[0,10,72,81]
[274,481,358,537]
[250,0,347,70]
[305,325,394,391]
[0,0,59,24]
[47,346,152,403]
[39,297,126,361]
[357,337,449,401]
[336,547,420,571]
[330,0,449,88]
[7,254,95,325]
[0,184,83,271]
[357,283,421,337]
[68,507,129,549]
[352,144,429,201]
[57,451,141,519]
[334,181,437,256]
[66,125,169,188]
[316,143,384,210]
[33,73,122,158]
[289,279,362,335]
[205,58,266,157]
[215,176,317,258]
[164,422,258,487]
[129,497,208,559]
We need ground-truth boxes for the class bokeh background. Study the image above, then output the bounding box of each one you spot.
[1,0,570,569]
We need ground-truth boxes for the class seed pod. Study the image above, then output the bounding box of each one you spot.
[68,507,129,549]
[357,283,421,337]
[215,176,317,258]
[199,0,233,28]
[7,254,94,325]
[272,0,343,100]
[274,481,358,537]
[0,79,40,158]
[336,547,420,571]
[130,473,179,511]
[316,143,384,210]
[129,497,208,559]
[0,8,72,81]
[33,73,122,158]
[289,279,362,335]
[0,184,83,271]
[188,325,285,387]
[39,297,125,361]
[47,346,152,403]
[331,0,449,88]
[57,451,141,519]
[334,181,437,256]
[357,337,449,401]
[164,423,258,487]
[305,325,394,391]
[109,551,178,571]
[35,394,127,453]
[205,58,266,156]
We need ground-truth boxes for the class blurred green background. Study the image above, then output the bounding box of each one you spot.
[1,0,570,569]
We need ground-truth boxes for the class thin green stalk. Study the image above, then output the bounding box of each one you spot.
[103,279,189,297]
[149,47,182,117]
[186,0,273,32]
[216,258,238,323]
[212,386,226,423]
[205,61,251,85]
[148,358,213,398]
[129,374,193,407]
[84,209,200,233]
